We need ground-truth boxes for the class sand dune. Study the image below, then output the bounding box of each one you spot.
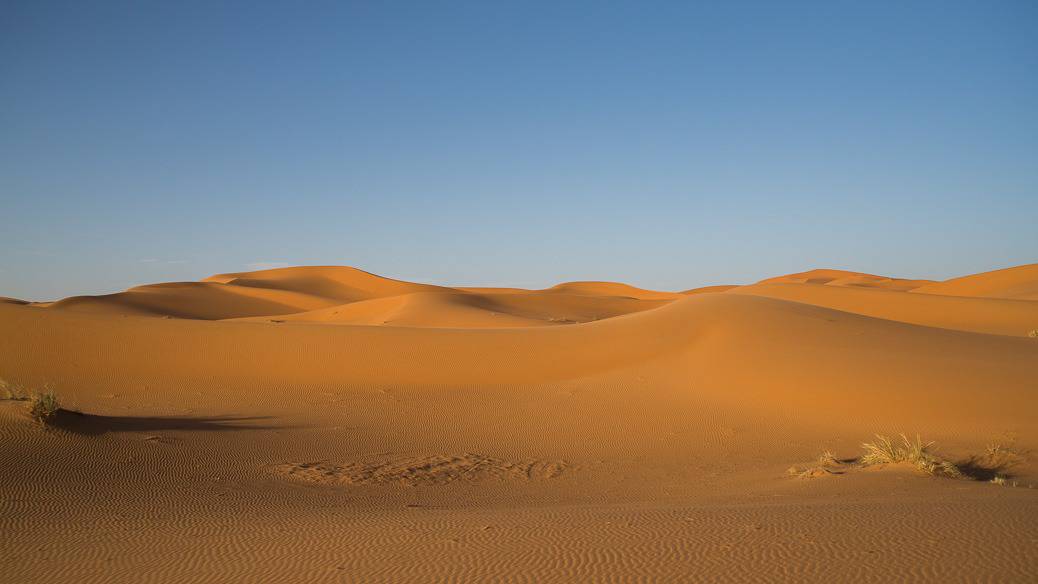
[911,263,1038,300]
[756,268,935,290]
[45,266,453,320]
[680,284,739,295]
[203,265,453,303]
[37,266,674,327]
[731,281,1038,336]
[230,289,669,328]
[544,280,683,300]
[2,264,1037,582]
[230,291,555,328]
[47,281,339,319]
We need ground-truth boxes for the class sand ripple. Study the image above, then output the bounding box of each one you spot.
[274,453,568,486]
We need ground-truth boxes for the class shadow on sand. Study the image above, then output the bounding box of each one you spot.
[955,453,1027,482]
[48,409,284,436]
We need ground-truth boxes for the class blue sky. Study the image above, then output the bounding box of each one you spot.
[2,1,1036,300]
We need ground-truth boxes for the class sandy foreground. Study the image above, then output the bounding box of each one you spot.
[1,264,1037,582]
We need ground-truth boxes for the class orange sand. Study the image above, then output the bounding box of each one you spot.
[1,264,1036,582]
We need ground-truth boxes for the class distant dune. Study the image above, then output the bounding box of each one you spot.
[910,263,1038,300]
[1,263,1036,582]
[756,268,936,290]
[22,263,1038,336]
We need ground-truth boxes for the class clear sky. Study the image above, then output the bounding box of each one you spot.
[2,1,1036,300]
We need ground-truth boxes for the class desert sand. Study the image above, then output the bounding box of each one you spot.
[1,263,1037,582]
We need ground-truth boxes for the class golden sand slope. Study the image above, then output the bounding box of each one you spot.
[911,263,1038,300]
[731,282,1038,336]
[1,264,1037,583]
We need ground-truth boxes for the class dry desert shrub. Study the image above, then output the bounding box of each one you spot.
[787,450,846,479]
[0,379,28,401]
[2,379,63,423]
[796,434,1026,484]
[984,441,1025,467]
[788,466,838,479]
[955,439,1028,482]
[859,434,963,478]
[28,390,60,424]
[817,450,840,467]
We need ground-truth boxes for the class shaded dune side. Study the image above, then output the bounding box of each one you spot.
[231,292,550,328]
[231,290,670,328]
[1,294,1034,432]
[730,282,1038,336]
[911,263,1038,300]
[47,282,341,320]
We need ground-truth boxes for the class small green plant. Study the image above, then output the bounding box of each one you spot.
[28,390,60,424]
[859,434,963,478]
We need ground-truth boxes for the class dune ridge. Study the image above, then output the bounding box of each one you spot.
[23,263,1038,336]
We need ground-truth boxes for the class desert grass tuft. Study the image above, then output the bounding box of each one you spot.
[0,379,29,401]
[28,390,61,424]
[939,460,964,478]
[859,434,963,478]
[786,450,847,479]
[859,434,904,465]
[817,450,840,467]
[983,441,1025,469]
[1028,329,1038,338]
